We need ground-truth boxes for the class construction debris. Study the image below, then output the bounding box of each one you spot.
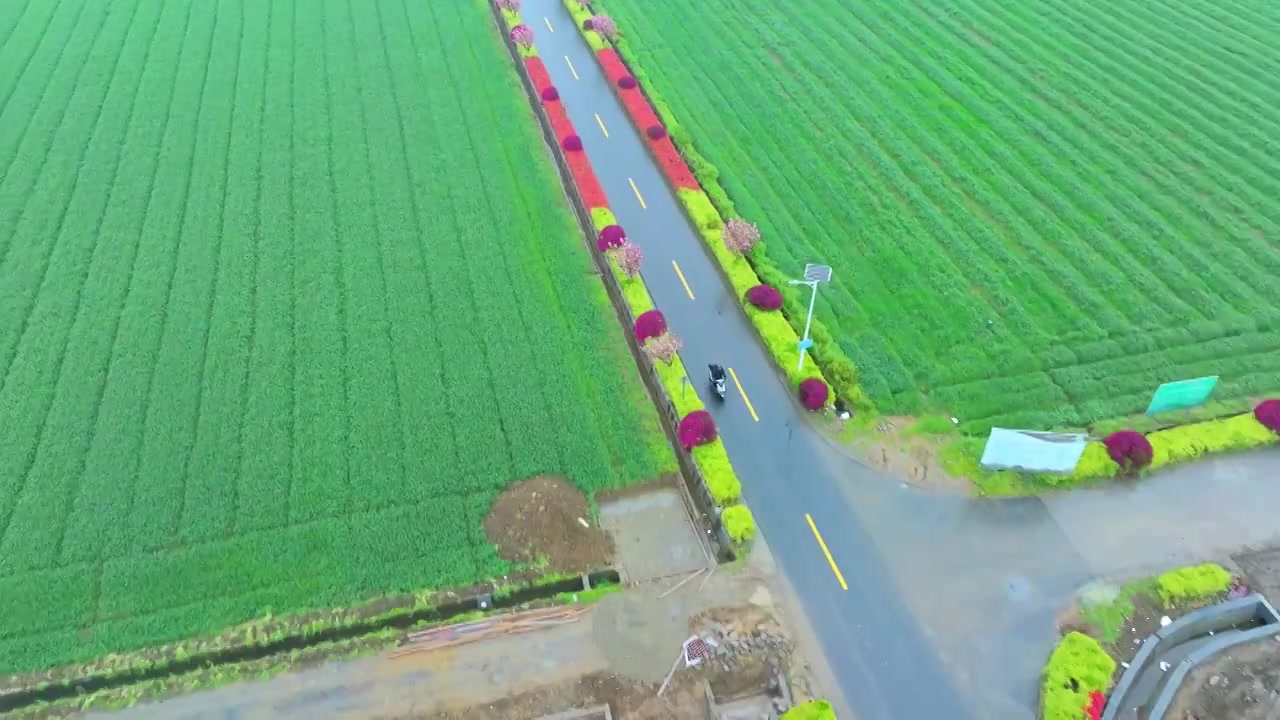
[390,605,591,659]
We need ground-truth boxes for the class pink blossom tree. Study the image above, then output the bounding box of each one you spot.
[496,0,521,11]
[509,24,534,49]
[615,241,643,278]
[643,333,681,365]
[722,218,761,255]
[588,15,618,40]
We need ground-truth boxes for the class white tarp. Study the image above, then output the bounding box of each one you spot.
[980,428,1088,474]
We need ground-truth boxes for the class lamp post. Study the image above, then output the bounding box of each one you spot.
[788,263,832,372]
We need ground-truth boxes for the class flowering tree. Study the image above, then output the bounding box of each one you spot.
[745,284,783,310]
[634,309,667,342]
[596,224,625,251]
[1255,398,1280,433]
[615,241,642,277]
[1103,430,1153,474]
[722,218,761,255]
[798,378,829,411]
[496,0,521,10]
[678,410,717,450]
[509,24,534,48]
[643,332,681,365]
[588,15,618,39]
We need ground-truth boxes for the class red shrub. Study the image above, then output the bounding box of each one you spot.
[541,87,606,208]
[646,124,666,140]
[1084,691,1105,720]
[596,224,626,251]
[525,57,552,94]
[562,134,583,152]
[652,136,699,190]
[678,410,718,450]
[745,284,783,310]
[1104,430,1153,473]
[1255,399,1280,433]
[634,309,667,342]
[617,76,637,89]
[541,86,559,102]
[799,379,829,411]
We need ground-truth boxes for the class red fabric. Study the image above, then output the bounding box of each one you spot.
[594,49,700,190]
[526,57,609,209]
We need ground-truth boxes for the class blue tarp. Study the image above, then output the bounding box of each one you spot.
[980,428,1088,474]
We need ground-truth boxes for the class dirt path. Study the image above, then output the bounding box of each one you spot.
[92,539,832,720]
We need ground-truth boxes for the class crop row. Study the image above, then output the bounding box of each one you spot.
[0,0,672,673]
[587,0,1280,426]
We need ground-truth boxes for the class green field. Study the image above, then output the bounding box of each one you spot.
[598,0,1280,432]
[0,0,672,672]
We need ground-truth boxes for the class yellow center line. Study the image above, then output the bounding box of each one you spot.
[628,177,647,209]
[564,55,579,80]
[671,261,694,299]
[543,16,554,32]
[805,514,849,591]
[727,368,759,422]
[595,113,609,138]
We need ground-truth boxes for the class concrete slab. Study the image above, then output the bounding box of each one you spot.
[598,488,710,583]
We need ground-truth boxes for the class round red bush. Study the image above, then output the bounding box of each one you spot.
[596,224,625,251]
[541,86,559,102]
[1255,399,1280,433]
[798,378,829,411]
[634,309,667,342]
[678,410,718,450]
[617,76,637,89]
[561,134,582,152]
[1103,430,1154,473]
[745,284,783,311]
[645,124,666,140]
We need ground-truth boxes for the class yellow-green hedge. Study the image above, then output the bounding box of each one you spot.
[1041,632,1115,720]
[952,412,1279,496]
[780,700,837,720]
[589,208,752,544]
[1156,563,1231,606]
[561,0,609,51]
[499,9,539,58]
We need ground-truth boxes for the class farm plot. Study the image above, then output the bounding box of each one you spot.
[0,0,672,673]
[596,0,1280,432]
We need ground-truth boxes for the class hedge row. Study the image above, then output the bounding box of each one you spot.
[492,6,758,548]
[952,409,1279,495]
[590,210,756,544]
[1041,632,1115,720]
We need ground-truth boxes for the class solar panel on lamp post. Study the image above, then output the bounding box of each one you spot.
[788,264,832,372]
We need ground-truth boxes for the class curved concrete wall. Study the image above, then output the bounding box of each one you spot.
[1102,594,1280,720]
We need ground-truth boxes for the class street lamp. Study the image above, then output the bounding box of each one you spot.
[788,263,832,372]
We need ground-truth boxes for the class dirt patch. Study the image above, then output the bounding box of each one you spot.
[857,416,972,494]
[1166,635,1280,720]
[484,477,614,573]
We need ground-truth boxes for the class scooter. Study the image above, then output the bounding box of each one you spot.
[709,364,727,401]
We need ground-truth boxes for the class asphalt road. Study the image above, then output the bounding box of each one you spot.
[525,3,975,718]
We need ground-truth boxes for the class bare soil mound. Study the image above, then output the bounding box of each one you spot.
[483,477,614,573]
